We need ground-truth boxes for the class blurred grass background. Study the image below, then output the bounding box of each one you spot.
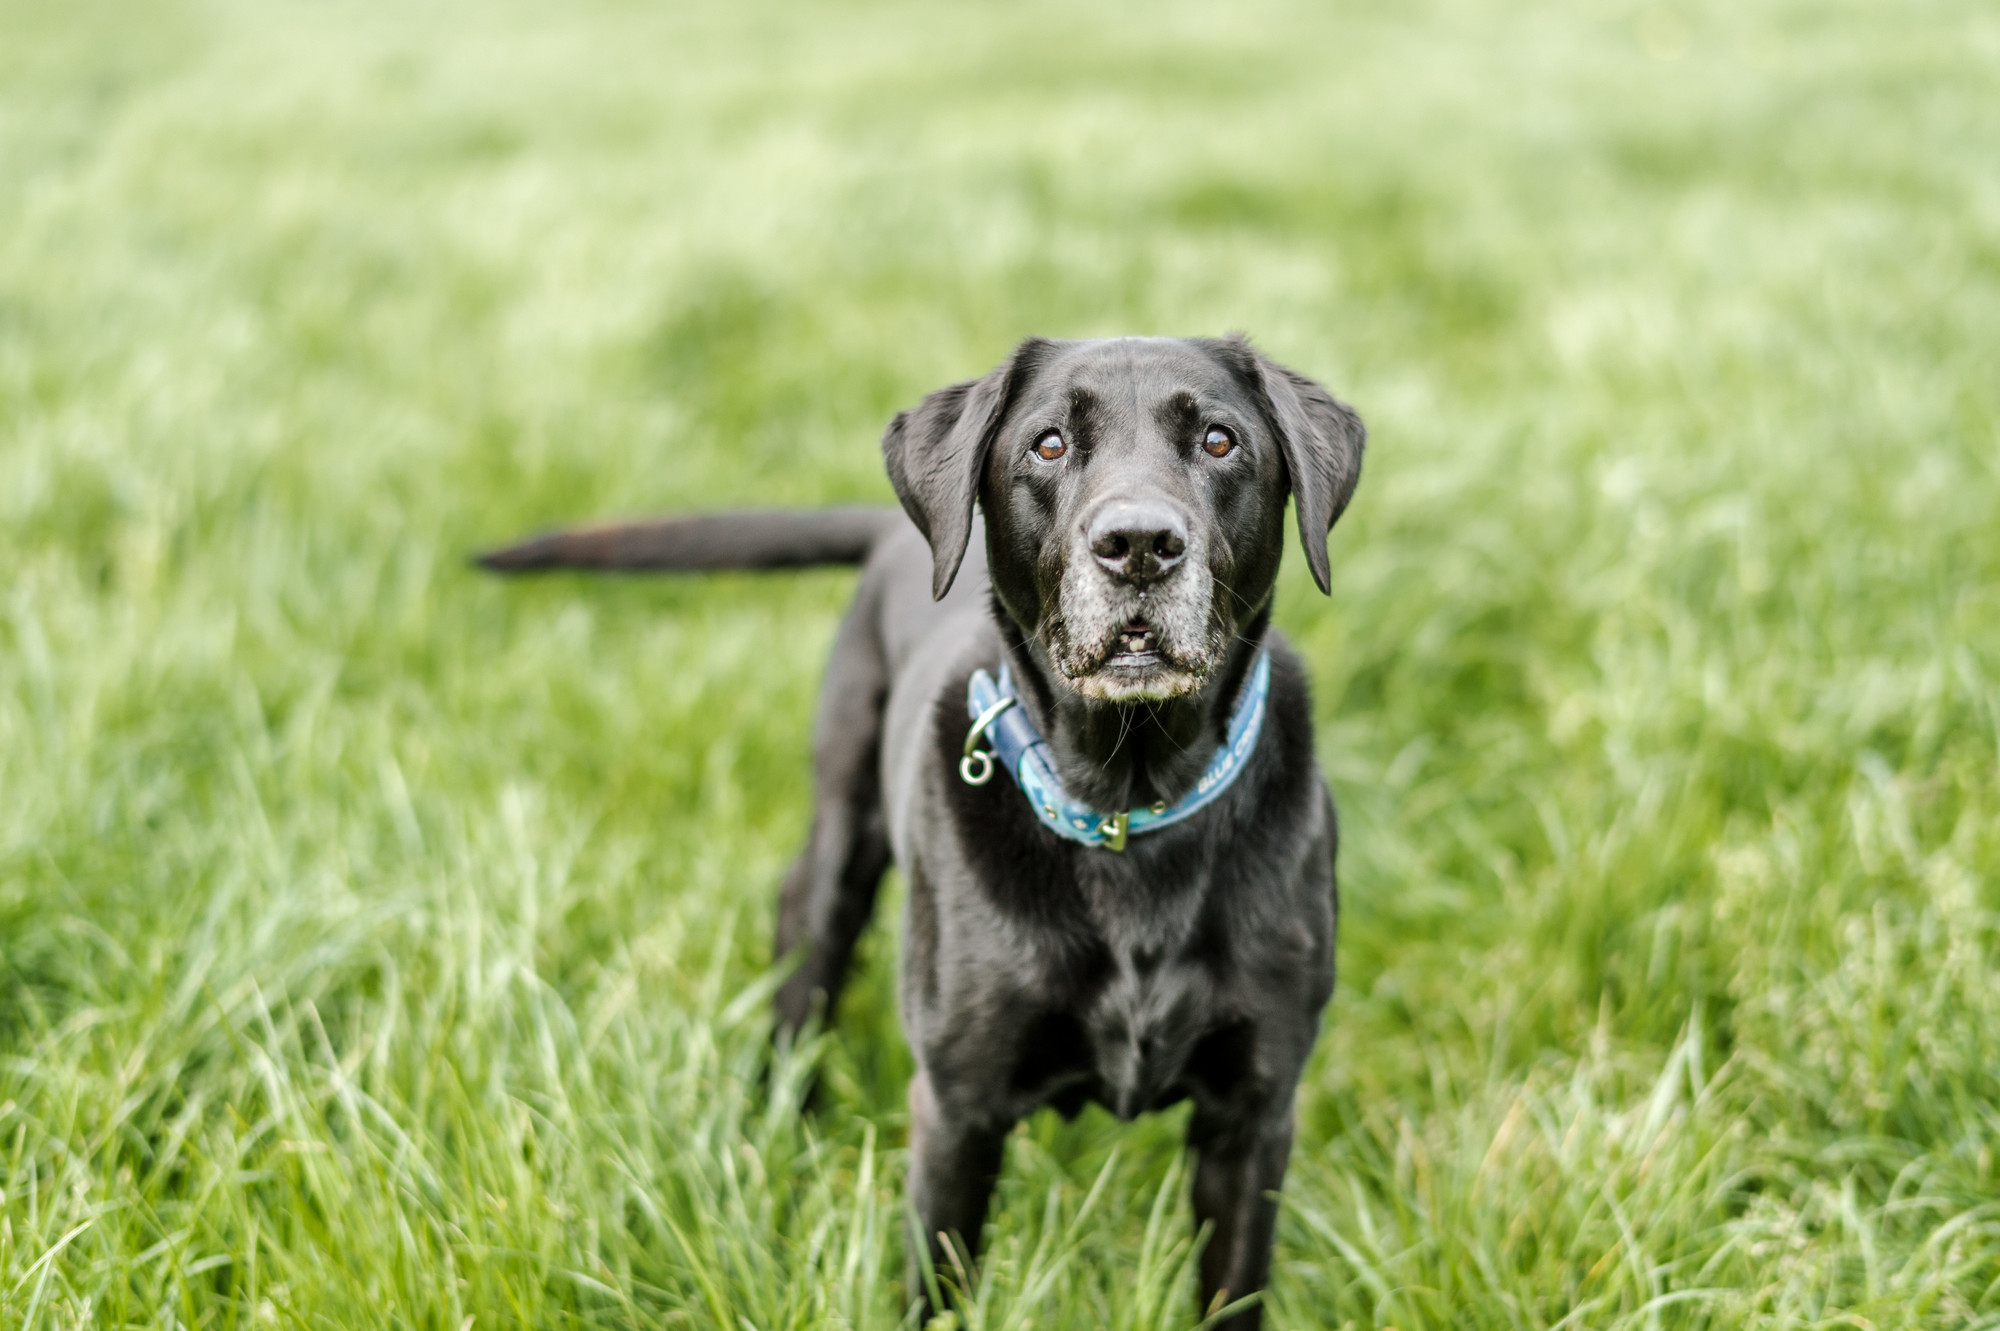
[3,0,1998,1325]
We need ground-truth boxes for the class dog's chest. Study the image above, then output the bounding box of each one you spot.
[1083,944,1215,1119]
[1039,876,1232,1121]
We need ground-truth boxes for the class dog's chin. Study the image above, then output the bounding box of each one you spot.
[1065,652,1208,702]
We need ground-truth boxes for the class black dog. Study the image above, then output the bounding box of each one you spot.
[481,335,1364,1326]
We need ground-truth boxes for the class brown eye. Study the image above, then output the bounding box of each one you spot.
[1202,425,1235,457]
[1034,431,1067,461]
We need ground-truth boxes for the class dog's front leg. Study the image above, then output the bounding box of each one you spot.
[905,1067,1008,1312]
[1189,1106,1295,1328]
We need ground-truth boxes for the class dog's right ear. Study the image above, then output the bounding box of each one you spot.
[882,340,1043,600]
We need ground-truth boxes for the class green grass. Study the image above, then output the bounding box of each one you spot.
[3,0,1998,1324]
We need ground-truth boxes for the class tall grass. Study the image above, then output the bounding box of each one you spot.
[2,0,1997,1324]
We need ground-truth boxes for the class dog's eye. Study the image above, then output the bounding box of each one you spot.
[1202,426,1236,458]
[1033,431,1067,461]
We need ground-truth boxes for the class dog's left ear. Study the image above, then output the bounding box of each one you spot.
[1244,346,1366,595]
[882,338,1046,600]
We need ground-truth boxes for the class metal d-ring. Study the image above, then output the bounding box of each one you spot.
[959,695,1018,786]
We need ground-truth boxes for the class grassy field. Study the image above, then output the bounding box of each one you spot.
[3,0,1998,1325]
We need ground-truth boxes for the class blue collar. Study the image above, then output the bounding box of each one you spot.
[960,649,1272,851]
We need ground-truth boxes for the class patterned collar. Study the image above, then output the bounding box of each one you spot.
[960,649,1272,851]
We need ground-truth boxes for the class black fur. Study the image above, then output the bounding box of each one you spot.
[475,506,898,572]
[480,335,1365,1327]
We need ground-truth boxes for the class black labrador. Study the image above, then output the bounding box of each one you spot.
[481,335,1365,1326]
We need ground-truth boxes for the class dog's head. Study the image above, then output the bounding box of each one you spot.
[884,336,1364,702]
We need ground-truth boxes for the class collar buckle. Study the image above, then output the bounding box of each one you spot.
[1098,811,1129,852]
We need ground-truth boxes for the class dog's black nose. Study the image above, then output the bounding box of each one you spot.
[1087,500,1188,584]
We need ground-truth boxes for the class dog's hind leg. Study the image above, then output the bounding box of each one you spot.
[773,584,893,1037]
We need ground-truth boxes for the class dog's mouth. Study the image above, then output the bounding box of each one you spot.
[1103,618,1162,668]
[1056,616,1215,700]
[1044,556,1227,701]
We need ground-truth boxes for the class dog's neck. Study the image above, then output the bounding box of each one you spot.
[993,597,1274,813]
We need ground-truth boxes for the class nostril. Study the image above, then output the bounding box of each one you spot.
[1087,500,1189,578]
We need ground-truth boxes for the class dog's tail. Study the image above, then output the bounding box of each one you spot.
[475,506,903,574]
